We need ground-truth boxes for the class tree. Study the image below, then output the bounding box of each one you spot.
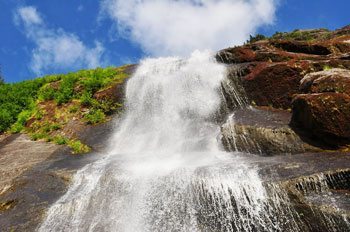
[247,34,267,44]
[0,65,4,85]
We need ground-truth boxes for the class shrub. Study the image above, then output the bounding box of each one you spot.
[84,109,106,124]
[0,81,42,132]
[10,109,33,133]
[55,75,78,105]
[79,67,122,94]
[247,34,266,44]
[0,66,4,85]
[0,109,13,132]
[42,121,61,133]
[68,105,79,113]
[0,73,62,132]
[68,140,91,154]
[30,132,47,141]
[80,91,94,107]
[96,100,122,115]
[33,109,44,120]
[80,76,104,94]
[38,84,56,101]
[271,29,332,42]
[53,135,69,145]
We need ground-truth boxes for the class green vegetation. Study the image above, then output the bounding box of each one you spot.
[0,66,127,133]
[271,29,332,41]
[246,34,266,44]
[245,29,334,45]
[10,108,34,133]
[0,76,59,132]
[67,140,91,154]
[84,109,106,124]
[323,65,332,71]
[53,135,69,145]
[0,65,130,154]
[0,65,4,85]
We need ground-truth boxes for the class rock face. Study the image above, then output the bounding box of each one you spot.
[218,26,350,151]
[300,68,350,94]
[0,118,118,231]
[0,134,62,195]
[221,107,321,155]
[0,134,72,230]
[242,63,303,109]
[258,152,350,231]
[291,69,350,146]
[217,26,350,110]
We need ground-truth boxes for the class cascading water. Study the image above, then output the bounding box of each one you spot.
[37,51,347,232]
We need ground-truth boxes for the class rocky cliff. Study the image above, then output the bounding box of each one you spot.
[217,25,350,152]
[217,26,350,229]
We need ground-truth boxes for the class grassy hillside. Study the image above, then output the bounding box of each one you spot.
[0,65,131,153]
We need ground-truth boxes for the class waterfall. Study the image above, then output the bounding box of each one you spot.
[37,51,347,232]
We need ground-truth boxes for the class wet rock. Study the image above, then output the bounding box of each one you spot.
[292,93,350,146]
[273,169,350,231]
[256,152,350,231]
[221,64,250,110]
[221,107,321,155]
[223,123,306,155]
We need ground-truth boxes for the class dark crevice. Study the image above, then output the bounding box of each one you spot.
[273,41,332,55]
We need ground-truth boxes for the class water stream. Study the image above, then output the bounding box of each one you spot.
[38,51,348,232]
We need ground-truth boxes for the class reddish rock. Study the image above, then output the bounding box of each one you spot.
[93,79,129,103]
[335,25,350,36]
[217,26,350,148]
[334,41,350,53]
[291,93,350,146]
[121,64,138,75]
[217,42,300,64]
[242,63,302,109]
[217,27,350,111]
[216,46,256,63]
[300,68,350,94]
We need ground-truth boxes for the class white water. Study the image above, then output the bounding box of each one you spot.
[39,51,301,232]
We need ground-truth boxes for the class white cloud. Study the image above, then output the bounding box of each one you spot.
[16,6,43,25]
[15,6,105,75]
[101,0,278,56]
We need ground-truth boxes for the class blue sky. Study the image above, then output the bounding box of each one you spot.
[0,0,349,83]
